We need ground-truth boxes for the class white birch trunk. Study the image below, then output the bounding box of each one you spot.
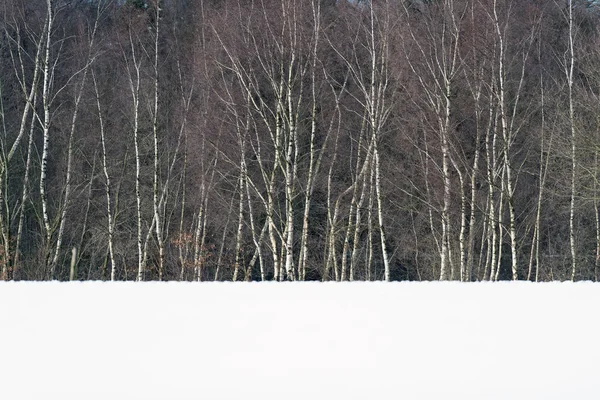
[232,173,245,282]
[439,95,452,281]
[245,177,267,281]
[350,172,368,281]
[297,0,325,281]
[323,112,341,281]
[528,70,551,282]
[374,146,390,281]
[93,72,117,281]
[125,35,144,282]
[152,1,165,281]
[40,0,54,277]
[493,0,526,280]
[367,164,375,280]
[567,0,577,281]
[485,114,499,281]
[595,150,600,282]
[450,155,467,281]
[13,95,37,280]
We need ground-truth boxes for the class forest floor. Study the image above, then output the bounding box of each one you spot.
[0,281,597,399]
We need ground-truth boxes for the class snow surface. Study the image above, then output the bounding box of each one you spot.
[0,282,598,400]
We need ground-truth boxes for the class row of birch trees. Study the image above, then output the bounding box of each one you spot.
[1,0,600,281]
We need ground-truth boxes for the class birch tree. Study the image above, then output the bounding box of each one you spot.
[565,0,578,280]
[487,0,536,280]
[403,0,463,280]
[0,10,46,279]
[39,0,56,278]
[49,1,102,278]
[122,22,145,281]
[214,0,317,281]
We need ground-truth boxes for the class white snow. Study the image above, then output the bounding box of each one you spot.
[0,282,598,399]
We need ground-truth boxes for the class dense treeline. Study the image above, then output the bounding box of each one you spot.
[1,0,600,281]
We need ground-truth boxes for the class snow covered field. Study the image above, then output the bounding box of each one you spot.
[0,282,598,400]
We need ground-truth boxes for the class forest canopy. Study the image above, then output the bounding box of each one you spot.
[1,0,599,282]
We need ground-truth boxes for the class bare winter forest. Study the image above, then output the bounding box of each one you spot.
[2,0,600,282]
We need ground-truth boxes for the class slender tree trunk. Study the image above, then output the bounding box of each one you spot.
[152,1,165,281]
[341,198,356,281]
[595,149,600,282]
[193,202,206,281]
[40,0,55,278]
[323,108,341,281]
[421,132,441,272]
[298,0,326,281]
[215,192,236,281]
[479,198,490,281]
[13,95,37,280]
[493,0,516,280]
[93,72,117,281]
[78,156,96,280]
[246,179,267,281]
[567,0,577,281]
[374,146,390,281]
[528,70,551,282]
[450,155,466,281]
[494,167,506,282]
[0,167,10,280]
[126,37,144,281]
[178,139,188,281]
[465,66,488,282]
[486,117,499,281]
[350,172,368,281]
[439,92,452,281]
[367,163,375,280]
[193,158,216,282]
[232,173,245,282]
